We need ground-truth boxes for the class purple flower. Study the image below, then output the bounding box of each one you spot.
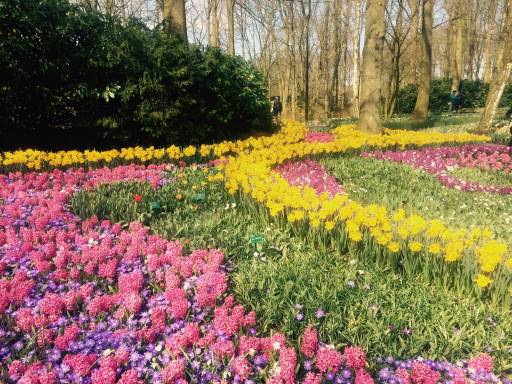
[315,308,325,319]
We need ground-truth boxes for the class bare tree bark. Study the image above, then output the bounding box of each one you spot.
[163,0,187,41]
[301,0,312,121]
[330,0,343,113]
[357,0,385,133]
[209,0,220,47]
[450,0,464,91]
[411,0,433,121]
[477,0,512,132]
[407,0,420,83]
[227,0,236,55]
[482,0,498,82]
[351,0,362,117]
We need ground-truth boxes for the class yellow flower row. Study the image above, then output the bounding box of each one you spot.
[213,124,509,297]
[0,120,308,171]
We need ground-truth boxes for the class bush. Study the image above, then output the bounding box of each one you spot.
[0,0,271,150]
[394,79,512,115]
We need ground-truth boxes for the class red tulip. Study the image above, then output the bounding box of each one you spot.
[134,194,142,203]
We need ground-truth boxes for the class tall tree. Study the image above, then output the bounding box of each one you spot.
[163,0,187,41]
[407,0,420,83]
[227,0,236,55]
[301,0,312,121]
[411,0,433,121]
[482,0,498,82]
[476,0,512,132]
[351,0,362,117]
[209,0,220,47]
[450,1,464,91]
[357,0,385,133]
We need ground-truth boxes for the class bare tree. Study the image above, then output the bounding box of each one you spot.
[227,0,236,55]
[163,0,187,40]
[351,0,362,117]
[411,0,433,121]
[358,0,386,133]
[477,0,512,132]
[209,0,220,47]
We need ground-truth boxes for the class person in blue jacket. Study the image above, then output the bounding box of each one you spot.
[449,90,462,113]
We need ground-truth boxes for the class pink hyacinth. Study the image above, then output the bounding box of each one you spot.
[301,325,318,358]
[410,362,441,384]
[468,353,493,373]
[344,346,367,370]
[316,346,342,373]
[355,369,375,384]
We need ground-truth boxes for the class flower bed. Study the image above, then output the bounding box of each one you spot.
[216,127,511,303]
[0,164,507,383]
[275,160,345,197]
[363,144,512,194]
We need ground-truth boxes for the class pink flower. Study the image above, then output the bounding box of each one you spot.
[161,360,185,383]
[468,353,493,373]
[410,362,440,384]
[344,346,367,369]
[231,357,252,380]
[63,353,98,377]
[300,325,318,358]
[118,369,143,384]
[316,346,342,373]
[303,372,322,384]
[91,366,117,384]
[396,368,411,384]
[355,369,375,384]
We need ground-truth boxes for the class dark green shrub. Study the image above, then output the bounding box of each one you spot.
[394,79,510,115]
[0,0,271,150]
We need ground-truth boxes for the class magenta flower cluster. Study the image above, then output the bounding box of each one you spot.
[363,144,512,194]
[305,132,335,143]
[0,163,508,383]
[275,160,345,197]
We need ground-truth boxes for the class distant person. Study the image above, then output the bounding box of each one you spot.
[271,96,282,121]
[449,90,462,113]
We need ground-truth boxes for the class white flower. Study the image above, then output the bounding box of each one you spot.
[272,341,281,350]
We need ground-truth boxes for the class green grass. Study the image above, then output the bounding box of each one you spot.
[71,167,512,371]
[451,167,512,188]
[319,154,512,247]
[327,113,482,132]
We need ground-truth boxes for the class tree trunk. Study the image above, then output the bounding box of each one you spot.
[482,0,498,82]
[163,0,187,41]
[477,0,512,132]
[330,0,343,112]
[357,0,385,134]
[351,0,362,117]
[209,0,220,47]
[227,0,236,55]
[407,0,420,83]
[301,0,312,122]
[451,1,464,91]
[411,0,433,121]
[120,0,127,25]
[320,3,331,113]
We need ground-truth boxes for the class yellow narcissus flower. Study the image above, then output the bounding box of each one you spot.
[409,242,423,253]
[476,240,507,273]
[324,221,335,231]
[428,243,441,254]
[387,242,400,253]
[392,208,406,223]
[475,274,493,288]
